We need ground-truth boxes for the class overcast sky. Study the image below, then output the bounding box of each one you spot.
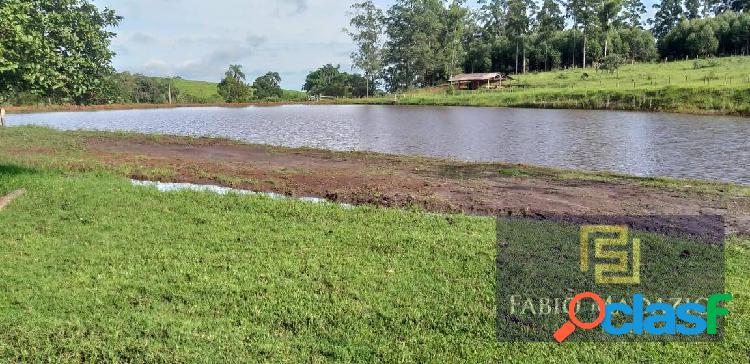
[92,0,657,90]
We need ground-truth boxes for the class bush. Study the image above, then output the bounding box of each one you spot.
[693,59,720,69]
[599,54,625,73]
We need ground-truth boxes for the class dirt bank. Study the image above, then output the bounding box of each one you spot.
[80,135,749,236]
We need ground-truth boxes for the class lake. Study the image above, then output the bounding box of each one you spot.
[7,105,749,184]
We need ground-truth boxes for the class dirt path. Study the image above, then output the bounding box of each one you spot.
[81,135,750,236]
[0,189,26,211]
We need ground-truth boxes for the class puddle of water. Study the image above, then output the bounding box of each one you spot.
[131,180,348,207]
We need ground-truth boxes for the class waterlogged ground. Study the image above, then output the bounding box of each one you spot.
[0,168,748,362]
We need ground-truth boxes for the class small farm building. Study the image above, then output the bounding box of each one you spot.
[448,73,504,90]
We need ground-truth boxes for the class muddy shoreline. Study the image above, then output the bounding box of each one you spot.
[2,126,747,236]
[75,133,749,236]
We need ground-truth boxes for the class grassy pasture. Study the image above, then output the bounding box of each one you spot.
[348,56,750,115]
[0,126,748,361]
[0,168,747,362]
[171,79,223,103]
[511,56,750,91]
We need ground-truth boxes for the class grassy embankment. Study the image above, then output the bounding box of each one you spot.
[348,56,750,116]
[0,127,748,361]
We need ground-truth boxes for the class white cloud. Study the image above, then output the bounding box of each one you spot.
[93,0,367,88]
[93,0,659,89]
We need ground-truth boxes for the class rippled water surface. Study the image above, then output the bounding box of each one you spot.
[7,105,749,184]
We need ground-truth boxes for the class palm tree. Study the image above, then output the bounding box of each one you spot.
[226,64,246,81]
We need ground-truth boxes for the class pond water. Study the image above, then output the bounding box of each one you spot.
[7,105,749,184]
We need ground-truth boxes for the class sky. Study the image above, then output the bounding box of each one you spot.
[92,0,657,90]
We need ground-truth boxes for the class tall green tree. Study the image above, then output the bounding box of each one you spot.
[536,0,565,34]
[506,0,530,73]
[217,64,252,103]
[345,1,385,97]
[686,24,719,56]
[658,12,750,58]
[598,0,623,57]
[443,1,469,79]
[567,0,599,67]
[652,0,684,40]
[536,0,564,71]
[346,73,374,97]
[384,0,448,89]
[711,0,739,13]
[303,64,350,96]
[621,0,647,28]
[685,0,702,18]
[477,0,509,39]
[733,0,750,12]
[0,0,121,104]
[463,9,494,72]
[253,72,283,99]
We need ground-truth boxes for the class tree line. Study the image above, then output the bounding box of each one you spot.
[216,65,284,103]
[341,0,750,92]
[302,64,376,98]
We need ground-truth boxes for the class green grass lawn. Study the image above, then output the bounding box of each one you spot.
[511,56,750,91]
[349,56,750,115]
[171,79,223,103]
[0,165,748,362]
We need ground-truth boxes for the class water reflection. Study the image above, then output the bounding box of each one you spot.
[7,105,749,184]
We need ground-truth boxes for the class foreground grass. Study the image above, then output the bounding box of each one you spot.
[0,166,748,362]
[345,56,750,115]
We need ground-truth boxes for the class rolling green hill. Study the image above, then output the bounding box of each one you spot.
[171,78,223,103]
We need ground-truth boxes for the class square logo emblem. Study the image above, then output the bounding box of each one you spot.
[496,215,727,342]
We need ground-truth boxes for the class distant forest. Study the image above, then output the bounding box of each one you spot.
[342,0,750,92]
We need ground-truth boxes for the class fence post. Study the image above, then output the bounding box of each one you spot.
[0,108,5,127]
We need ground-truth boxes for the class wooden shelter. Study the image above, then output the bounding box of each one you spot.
[449,73,504,90]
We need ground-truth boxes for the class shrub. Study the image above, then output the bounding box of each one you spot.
[599,54,625,73]
[693,59,720,69]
